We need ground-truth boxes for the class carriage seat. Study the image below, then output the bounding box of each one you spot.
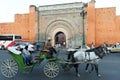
[8,46,21,55]
[34,50,49,60]
[40,49,49,53]
[34,56,41,60]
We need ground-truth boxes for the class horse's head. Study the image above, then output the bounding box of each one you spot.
[94,46,106,59]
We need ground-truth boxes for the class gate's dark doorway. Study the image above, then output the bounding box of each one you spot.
[55,32,66,47]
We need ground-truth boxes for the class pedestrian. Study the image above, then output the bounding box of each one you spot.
[104,41,109,47]
[63,42,66,47]
[91,42,94,48]
[69,41,72,48]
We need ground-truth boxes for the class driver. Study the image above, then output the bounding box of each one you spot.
[44,37,57,58]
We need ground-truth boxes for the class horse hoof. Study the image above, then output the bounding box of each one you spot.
[85,70,89,73]
[76,73,80,77]
[97,74,101,77]
[64,69,69,72]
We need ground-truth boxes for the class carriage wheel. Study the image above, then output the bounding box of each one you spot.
[44,62,59,78]
[0,59,18,78]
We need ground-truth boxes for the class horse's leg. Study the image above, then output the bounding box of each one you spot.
[85,63,89,72]
[89,64,94,73]
[85,63,94,73]
[72,55,76,62]
[67,51,73,60]
[94,64,101,77]
[67,53,71,60]
[62,63,70,72]
[74,64,80,77]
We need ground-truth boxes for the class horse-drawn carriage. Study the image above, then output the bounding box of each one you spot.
[0,46,60,78]
[0,45,107,78]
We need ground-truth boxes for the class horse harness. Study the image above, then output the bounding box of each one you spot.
[85,46,105,61]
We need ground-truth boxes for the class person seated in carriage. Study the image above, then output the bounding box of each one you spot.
[44,37,57,58]
[17,46,32,66]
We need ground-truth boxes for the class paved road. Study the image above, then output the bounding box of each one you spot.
[0,49,120,80]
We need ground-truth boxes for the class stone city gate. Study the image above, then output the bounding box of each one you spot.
[36,2,87,48]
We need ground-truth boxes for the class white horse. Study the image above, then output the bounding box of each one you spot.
[67,46,106,77]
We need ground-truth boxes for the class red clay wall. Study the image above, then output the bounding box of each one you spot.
[95,7,116,45]
[14,14,29,41]
[116,16,120,42]
[28,6,36,42]
[86,1,96,46]
[0,5,36,42]
[0,2,120,46]
[86,1,120,46]
[0,23,15,34]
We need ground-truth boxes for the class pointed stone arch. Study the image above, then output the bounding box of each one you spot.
[45,19,75,47]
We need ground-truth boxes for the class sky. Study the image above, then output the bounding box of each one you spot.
[0,0,120,22]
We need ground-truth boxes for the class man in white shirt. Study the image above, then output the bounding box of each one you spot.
[22,46,31,66]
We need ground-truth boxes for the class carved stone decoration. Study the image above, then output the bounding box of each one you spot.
[36,2,87,48]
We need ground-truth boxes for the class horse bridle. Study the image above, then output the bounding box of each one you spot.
[89,46,105,59]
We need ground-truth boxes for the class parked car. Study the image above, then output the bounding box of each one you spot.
[107,44,120,53]
[33,41,45,51]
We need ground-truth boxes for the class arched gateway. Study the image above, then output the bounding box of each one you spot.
[55,32,66,46]
[45,20,73,48]
[36,2,87,48]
